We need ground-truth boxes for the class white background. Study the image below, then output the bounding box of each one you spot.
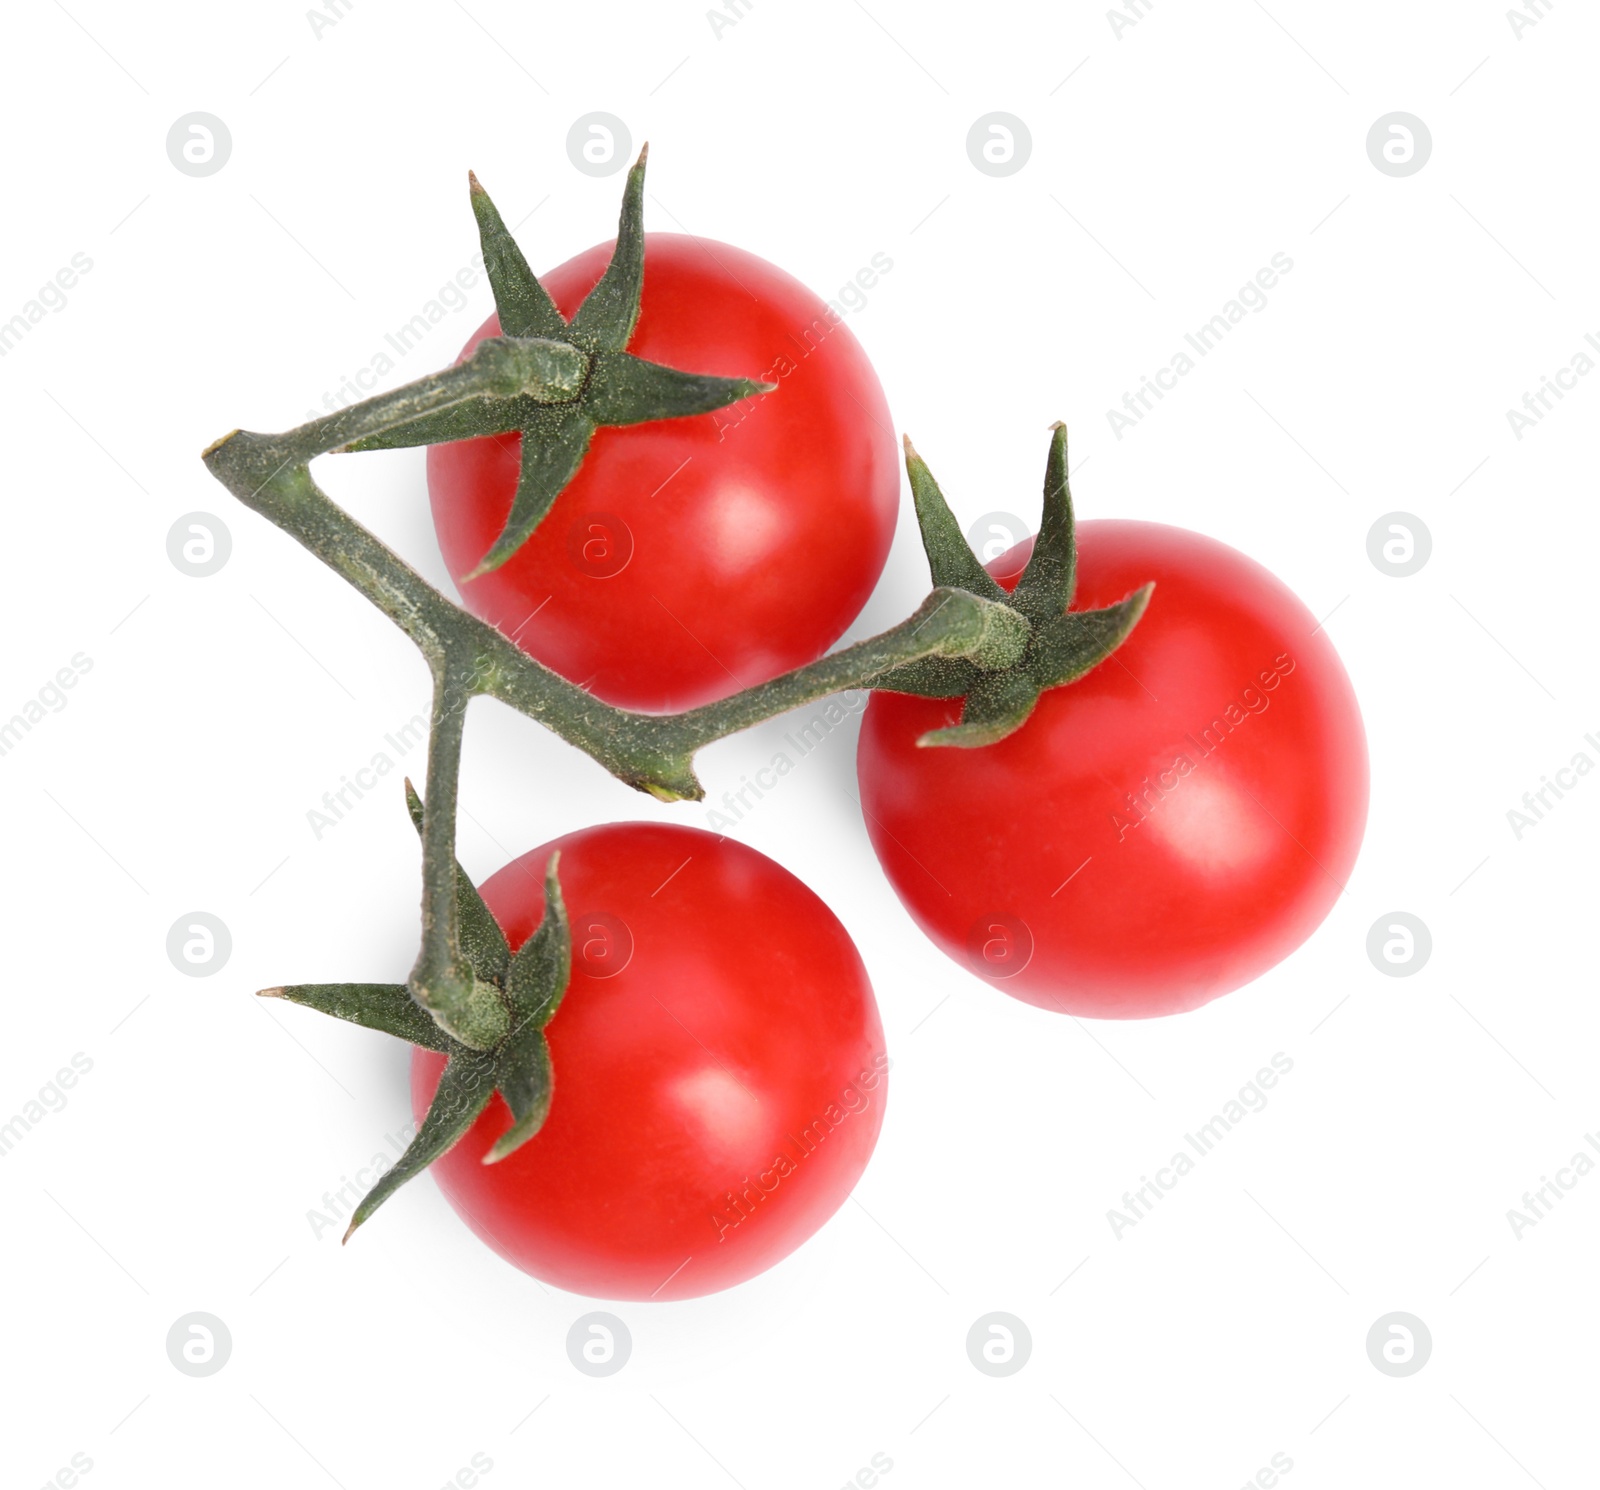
[2,1,1597,1486]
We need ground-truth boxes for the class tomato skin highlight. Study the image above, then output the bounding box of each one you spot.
[413,823,887,1300]
[427,233,899,712]
[857,521,1369,1019]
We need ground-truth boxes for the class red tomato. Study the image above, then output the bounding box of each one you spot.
[857,522,1368,1018]
[413,823,888,1299]
[428,235,899,712]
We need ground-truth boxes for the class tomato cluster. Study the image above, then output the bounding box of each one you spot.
[248,158,1367,1301]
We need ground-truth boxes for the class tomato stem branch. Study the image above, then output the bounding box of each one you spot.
[201,361,1042,1012]
[202,376,1026,804]
[406,670,512,1049]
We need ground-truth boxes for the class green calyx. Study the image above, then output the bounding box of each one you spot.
[259,781,571,1241]
[873,423,1154,747]
[341,143,773,578]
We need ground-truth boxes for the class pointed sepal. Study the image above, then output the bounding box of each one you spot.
[905,438,1008,600]
[507,852,570,1025]
[585,351,775,428]
[485,855,567,1161]
[485,1023,553,1163]
[404,779,510,983]
[344,1050,498,1241]
[463,409,596,578]
[569,145,648,350]
[917,669,1042,749]
[1009,422,1077,627]
[469,171,566,340]
[1029,583,1155,691]
[258,983,457,1053]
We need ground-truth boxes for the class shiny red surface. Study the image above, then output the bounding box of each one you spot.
[428,233,898,712]
[414,823,887,1299]
[857,521,1368,1018]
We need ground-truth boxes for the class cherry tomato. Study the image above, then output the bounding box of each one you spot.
[428,235,899,712]
[857,521,1368,1018]
[413,823,888,1299]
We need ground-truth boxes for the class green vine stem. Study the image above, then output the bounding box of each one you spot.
[203,399,1135,1054]
[200,379,1030,1048]
[202,413,1028,801]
